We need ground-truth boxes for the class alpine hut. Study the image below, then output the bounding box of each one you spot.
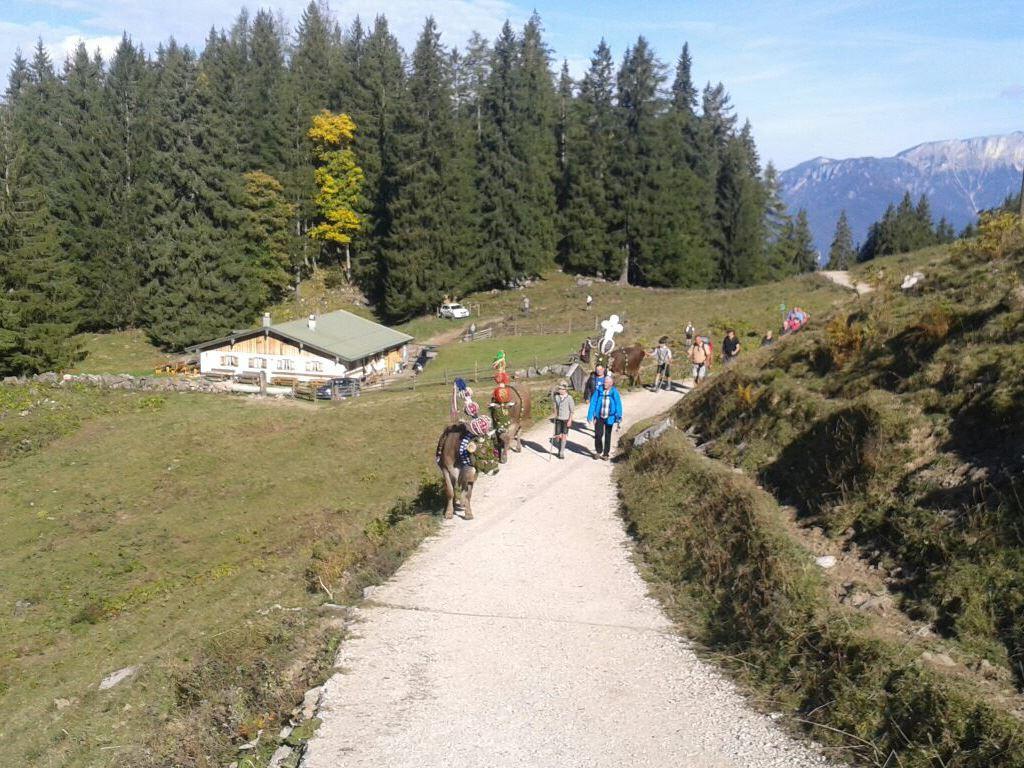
[188,310,412,383]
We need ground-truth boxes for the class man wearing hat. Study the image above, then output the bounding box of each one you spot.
[551,380,574,459]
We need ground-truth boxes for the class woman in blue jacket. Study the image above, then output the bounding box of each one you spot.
[586,375,623,460]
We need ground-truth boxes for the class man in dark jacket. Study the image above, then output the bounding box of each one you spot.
[583,363,607,403]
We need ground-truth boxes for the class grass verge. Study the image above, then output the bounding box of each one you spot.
[617,428,1024,767]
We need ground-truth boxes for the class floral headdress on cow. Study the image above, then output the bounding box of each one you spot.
[452,377,491,437]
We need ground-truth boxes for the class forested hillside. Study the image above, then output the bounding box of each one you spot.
[0,2,818,373]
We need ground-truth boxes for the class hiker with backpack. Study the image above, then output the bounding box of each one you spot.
[651,337,673,392]
[688,337,711,384]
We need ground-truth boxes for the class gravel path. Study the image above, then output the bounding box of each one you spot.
[302,388,838,768]
[819,269,873,295]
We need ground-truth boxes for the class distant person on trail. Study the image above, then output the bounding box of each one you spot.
[761,329,775,347]
[688,337,710,384]
[586,294,593,311]
[522,296,530,316]
[652,337,673,392]
[684,322,695,343]
[586,374,623,460]
[722,329,740,365]
[583,363,607,404]
[551,381,574,460]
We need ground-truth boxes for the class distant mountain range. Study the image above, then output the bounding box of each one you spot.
[779,131,1024,258]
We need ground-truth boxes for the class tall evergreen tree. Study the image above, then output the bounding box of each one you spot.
[0,106,80,374]
[103,35,151,327]
[378,18,477,319]
[827,210,856,269]
[59,44,125,330]
[513,13,558,273]
[139,41,256,350]
[612,36,665,284]
[477,22,528,283]
[558,40,617,276]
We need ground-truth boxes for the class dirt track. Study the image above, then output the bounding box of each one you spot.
[302,388,837,768]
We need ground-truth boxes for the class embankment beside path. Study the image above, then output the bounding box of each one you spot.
[617,421,1024,768]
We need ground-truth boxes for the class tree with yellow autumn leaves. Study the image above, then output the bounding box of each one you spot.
[307,110,365,278]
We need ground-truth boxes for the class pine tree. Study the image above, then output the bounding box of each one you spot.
[346,17,410,297]
[715,134,767,285]
[244,10,289,173]
[611,36,665,284]
[827,210,855,269]
[378,18,478,319]
[790,209,818,272]
[139,41,256,350]
[513,13,558,274]
[239,170,295,306]
[456,32,491,142]
[558,39,617,276]
[477,22,526,284]
[103,35,151,327]
[0,106,80,374]
[59,44,125,330]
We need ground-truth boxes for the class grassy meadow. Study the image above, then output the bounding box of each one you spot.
[1,386,449,767]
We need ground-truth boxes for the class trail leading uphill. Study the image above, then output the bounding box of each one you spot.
[302,389,837,768]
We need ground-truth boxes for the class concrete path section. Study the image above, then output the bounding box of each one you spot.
[302,387,837,768]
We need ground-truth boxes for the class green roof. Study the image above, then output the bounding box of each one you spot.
[188,309,412,363]
[271,310,412,363]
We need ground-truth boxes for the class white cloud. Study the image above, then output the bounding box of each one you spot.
[0,0,519,82]
[53,33,121,62]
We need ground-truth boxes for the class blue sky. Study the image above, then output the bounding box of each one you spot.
[2,0,1021,168]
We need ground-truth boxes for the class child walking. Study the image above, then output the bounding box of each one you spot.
[551,381,574,460]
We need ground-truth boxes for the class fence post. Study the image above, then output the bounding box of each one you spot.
[474,361,478,383]
[444,367,448,385]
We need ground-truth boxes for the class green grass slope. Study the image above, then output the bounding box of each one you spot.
[0,386,447,767]
[617,218,1024,764]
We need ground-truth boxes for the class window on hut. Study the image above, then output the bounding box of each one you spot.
[220,354,239,367]
[249,357,267,369]
[275,358,295,372]
[305,360,324,373]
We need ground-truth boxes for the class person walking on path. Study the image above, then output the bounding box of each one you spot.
[586,294,593,311]
[587,375,623,460]
[522,296,530,316]
[651,337,673,392]
[722,329,740,365]
[688,337,710,385]
[551,381,574,459]
[760,329,774,347]
[684,322,695,343]
[582,363,607,404]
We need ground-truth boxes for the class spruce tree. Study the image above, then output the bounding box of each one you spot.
[513,13,558,273]
[611,36,665,284]
[59,44,125,330]
[477,22,526,284]
[715,134,767,285]
[139,41,256,350]
[239,170,295,306]
[0,107,80,374]
[791,209,818,272]
[104,35,151,327]
[379,18,477,319]
[558,40,617,276]
[827,210,856,269]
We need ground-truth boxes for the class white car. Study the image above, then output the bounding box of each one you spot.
[438,302,470,319]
